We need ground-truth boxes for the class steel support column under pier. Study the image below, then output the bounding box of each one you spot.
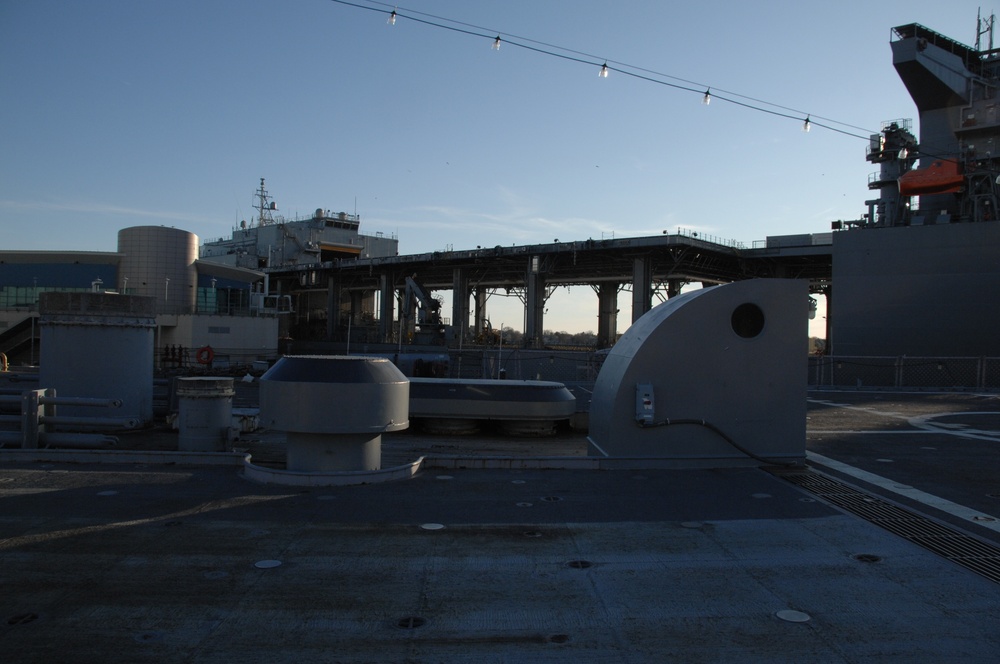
[378,271,394,343]
[325,274,341,341]
[632,257,652,323]
[451,268,469,343]
[474,287,487,340]
[525,256,545,349]
[596,282,619,349]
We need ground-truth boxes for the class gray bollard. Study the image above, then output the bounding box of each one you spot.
[177,377,234,452]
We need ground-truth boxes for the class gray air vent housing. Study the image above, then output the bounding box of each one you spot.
[587,279,807,467]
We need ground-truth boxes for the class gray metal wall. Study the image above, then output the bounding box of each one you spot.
[831,223,1000,356]
[38,293,156,423]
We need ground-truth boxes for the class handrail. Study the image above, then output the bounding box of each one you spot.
[3,388,129,450]
[673,227,746,249]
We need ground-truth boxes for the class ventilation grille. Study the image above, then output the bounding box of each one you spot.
[775,469,1000,584]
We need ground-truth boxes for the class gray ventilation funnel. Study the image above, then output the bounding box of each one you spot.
[260,356,409,471]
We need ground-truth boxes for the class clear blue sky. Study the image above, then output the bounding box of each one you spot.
[1,0,990,334]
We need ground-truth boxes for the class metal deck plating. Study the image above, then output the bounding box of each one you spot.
[1,391,999,662]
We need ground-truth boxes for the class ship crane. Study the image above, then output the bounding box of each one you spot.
[401,275,446,344]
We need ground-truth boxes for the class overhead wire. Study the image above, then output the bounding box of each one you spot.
[328,0,878,140]
[364,0,875,136]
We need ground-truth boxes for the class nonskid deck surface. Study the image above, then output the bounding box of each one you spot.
[1,391,998,662]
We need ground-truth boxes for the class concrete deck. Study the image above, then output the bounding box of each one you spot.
[1,391,999,662]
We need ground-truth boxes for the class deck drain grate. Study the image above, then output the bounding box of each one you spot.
[397,616,426,629]
[566,560,593,569]
[774,468,1000,584]
[854,554,882,563]
[134,631,163,643]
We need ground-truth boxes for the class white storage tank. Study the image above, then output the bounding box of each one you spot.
[38,292,156,425]
[117,226,198,313]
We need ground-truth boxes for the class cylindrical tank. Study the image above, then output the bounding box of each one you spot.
[260,356,409,472]
[176,377,234,452]
[38,292,156,424]
[117,226,199,313]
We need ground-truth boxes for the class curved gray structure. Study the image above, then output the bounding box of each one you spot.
[587,279,807,467]
[409,377,576,435]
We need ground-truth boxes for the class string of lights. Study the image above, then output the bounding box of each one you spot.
[328,0,877,141]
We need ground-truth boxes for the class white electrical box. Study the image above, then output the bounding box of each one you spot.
[635,383,655,425]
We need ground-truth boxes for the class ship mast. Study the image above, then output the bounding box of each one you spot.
[976,8,995,52]
[254,177,277,227]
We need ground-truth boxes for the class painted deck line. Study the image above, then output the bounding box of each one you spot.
[809,430,937,435]
[810,398,1000,441]
[806,451,1000,534]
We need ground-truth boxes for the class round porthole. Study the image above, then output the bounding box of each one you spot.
[731,303,765,338]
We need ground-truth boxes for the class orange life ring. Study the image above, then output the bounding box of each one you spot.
[196,346,214,365]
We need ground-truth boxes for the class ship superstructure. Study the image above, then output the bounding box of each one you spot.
[199,178,398,270]
[830,15,1000,357]
[857,17,1000,228]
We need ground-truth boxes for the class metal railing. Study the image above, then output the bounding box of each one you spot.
[442,348,605,384]
[158,345,281,370]
[0,388,133,448]
[808,356,1000,390]
[441,349,1000,391]
[674,227,746,249]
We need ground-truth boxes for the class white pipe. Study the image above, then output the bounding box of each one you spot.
[39,433,117,449]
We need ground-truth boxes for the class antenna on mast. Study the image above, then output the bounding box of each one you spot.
[254,177,278,227]
[976,8,996,51]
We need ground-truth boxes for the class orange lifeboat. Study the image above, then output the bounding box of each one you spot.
[898,160,963,196]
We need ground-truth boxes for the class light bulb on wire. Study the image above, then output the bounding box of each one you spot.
[326,0,877,140]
